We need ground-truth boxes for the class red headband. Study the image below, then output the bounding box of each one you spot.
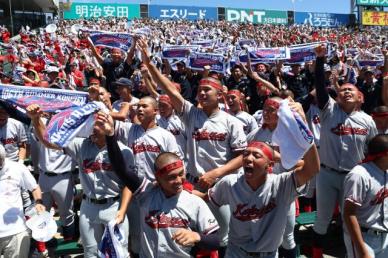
[155,160,184,176]
[159,95,172,105]
[199,78,223,91]
[227,90,242,97]
[371,112,388,118]
[247,141,274,161]
[264,99,280,110]
[362,151,388,163]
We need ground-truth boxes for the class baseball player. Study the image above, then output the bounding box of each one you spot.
[371,106,388,134]
[343,134,388,258]
[312,46,378,258]
[226,90,258,135]
[27,105,133,258]
[97,112,220,257]
[157,95,187,160]
[138,38,247,255]
[207,140,319,258]
[246,96,304,258]
[114,96,181,181]
[0,144,45,258]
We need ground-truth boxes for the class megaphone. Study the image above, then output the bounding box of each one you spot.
[70,24,82,35]
[45,24,57,34]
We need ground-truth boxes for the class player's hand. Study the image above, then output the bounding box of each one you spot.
[115,211,125,224]
[88,85,100,101]
[288,100,307,123]
[35,203,46,214]
[315,45,326,58]
[171,229,201,247]
[198,170,219,190]
[137,38,151,65]
[95,112,114,136]
[26,104,43,120]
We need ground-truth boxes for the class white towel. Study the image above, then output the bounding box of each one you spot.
[272,100,314,169]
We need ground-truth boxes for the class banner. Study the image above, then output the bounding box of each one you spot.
[162,45,200,59]
[149,5,217,20]
[189,52,225,73]
[44,101,105,148]
[356,0,388,7]
[89,32,132,51]
[358,60,384,67]
[63,2,140,19]
[0,84,88,112]
[362,11,388,26]
[286,43,323,64]
[294,12,350,27]
[226,8,288,24]
[191,40,215,48]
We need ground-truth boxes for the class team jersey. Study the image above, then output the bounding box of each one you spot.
[0,160,38,238]
[0,118,27,161]
[319,97,377,171]
[115,121,180,181]
[208,172,307,252]
[64,138,135,199]
[306,104,321,147]
[234,111,259,135]
[178,100,247,178]
[156,114,187,160]
[135,179,219,258]
[343,162,388,232]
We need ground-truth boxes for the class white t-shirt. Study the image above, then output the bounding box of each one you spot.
[0,159,38,237]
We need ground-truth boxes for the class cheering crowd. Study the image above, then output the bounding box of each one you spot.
[0,17,387,258]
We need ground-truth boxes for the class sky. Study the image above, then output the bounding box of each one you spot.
[131,0,352,14]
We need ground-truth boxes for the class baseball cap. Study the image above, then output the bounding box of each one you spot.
[113,77,133,88]
[26,211,57,242]
[45,66,59,74]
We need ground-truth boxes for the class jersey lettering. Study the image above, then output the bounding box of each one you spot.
[192,128,227,141]
[131,143,161,154]
[233,201,276,221]
[1,137,17,145]
[370,187,388,205]
[169,129,181,136]
[82,159,113,173]
[331,123,368,136]
[145,210,190,229]
[312,115,320,125]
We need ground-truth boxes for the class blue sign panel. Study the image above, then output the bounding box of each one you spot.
[294,12,350,27]
[149,5,217,20]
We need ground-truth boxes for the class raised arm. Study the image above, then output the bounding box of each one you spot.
[314,45,329,109]
[88,37,104,65]
[138,38,185,113]
[95,112,142,192]
[26,104,62,150]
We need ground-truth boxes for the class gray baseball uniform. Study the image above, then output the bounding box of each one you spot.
[0,118,27,161]
[234,111,259,135]
[178,100,247,179]
[135,178,219,258]
[343,162,388,258]
[156,113,187,160]
[64,137,134,258]
[115,121,180,181]
[314,97,378,235]
[208,171,307,257]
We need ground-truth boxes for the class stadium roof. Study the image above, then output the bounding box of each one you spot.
[0,0,57,12]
